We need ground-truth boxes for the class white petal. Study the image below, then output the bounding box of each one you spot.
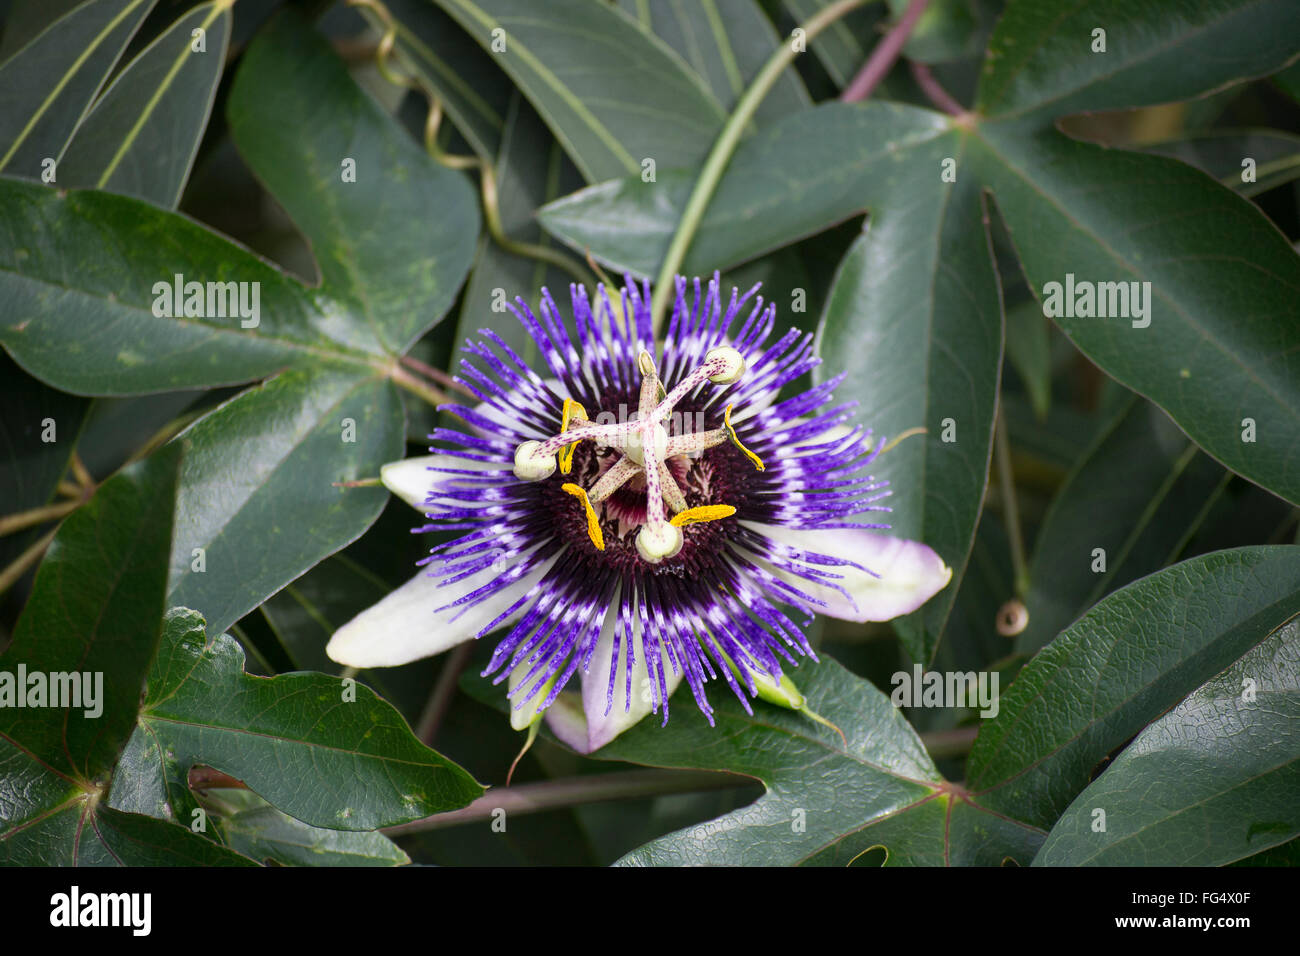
[742,521,951,622]
[541,600,684,753]
[380,454,502,512]
[539,690,587,751]
[325,552,558,668]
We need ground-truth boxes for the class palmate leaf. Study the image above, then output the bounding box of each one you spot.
[538,102,954,277]
[1033,616,1300,866]
[818,142,1003,665]
[0,446,181,781]
[202,789,411,867]
[968,546,1300,830]
[578,658,1044,866]
[616,0,810,122]
[227,10,478,357]
[426,0,727,183]
[110,608,483,832]
[0,0,158,178]
[1,11,479,640]
[57,1,231,207]
[0,445,249,865]
[2,9,478,395]
[166,366,401,637]
[976,0,1300,122]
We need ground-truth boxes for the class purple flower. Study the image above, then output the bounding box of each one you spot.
[328,276,950,751]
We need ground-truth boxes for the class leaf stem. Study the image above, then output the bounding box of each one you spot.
[0,499,81,537]
[383,768,748,835]
[648,0,874,332]
[390,364,450,407]
[840,0,930,103]
[910,60,966,117]
[70,451,95,492]
[399,353,475,399]
[994,406,1030,597]
[415,642,473,745]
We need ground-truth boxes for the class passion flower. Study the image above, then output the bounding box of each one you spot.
[327,275,951,752]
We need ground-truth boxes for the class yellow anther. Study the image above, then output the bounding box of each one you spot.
[558,398,588,474]
[724,404,765,472]
[669,504,737,527]
[561,482,604,551]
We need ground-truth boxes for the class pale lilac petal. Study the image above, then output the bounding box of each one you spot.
[743,521,952,622]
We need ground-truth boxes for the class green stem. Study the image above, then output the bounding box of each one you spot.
[390,364,449,407]
[994,407,1030,597]
[383,768,748,835]
[0,499,80,537]
[648,0,873,332]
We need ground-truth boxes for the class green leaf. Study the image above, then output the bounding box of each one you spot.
[57,2,232,208]
[971,123,1300,506]
[204,788,411,867]
[228,9,479,356]
[381,0,514,161]
[166,366,402,638]
[1034,617,1300,866]
[0,0,157,176]
[1,443,182,781]
[0,446,251,866]
[538,101,953,276]
[0,179,347,395]
[617,0,810,122]
[817,152,1002,664]
[114,607,482,831]
[529,659,1043,865]
[976,0,1300,122]
[428,0,726,183]
[1018,396,1230,654]
[968,545,1300,829]
[456,94,585,364]
[1,800,255,866]
[2,11,480,396]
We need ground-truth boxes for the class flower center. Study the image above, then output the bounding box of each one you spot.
[512,347,764,564]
